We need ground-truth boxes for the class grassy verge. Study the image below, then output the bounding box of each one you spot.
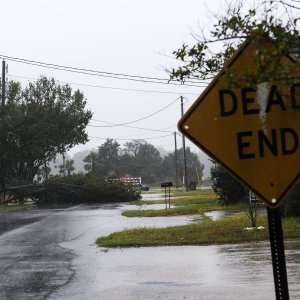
[96,215,300,247]
[0,204,34,212]
[133,189,217,206]
[132,196,218,207]
[126,189,245,217]
[122,205,222,217]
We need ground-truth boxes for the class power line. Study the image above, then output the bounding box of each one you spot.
[88,133,173,141]
[7,74,202,96]
[88,121,174,133]
[92,97,180,127]
[0,54,206,87]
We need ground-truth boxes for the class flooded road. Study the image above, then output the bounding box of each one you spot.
[0,200,299,299]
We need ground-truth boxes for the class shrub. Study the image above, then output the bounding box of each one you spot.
[284,182,300,217]
[36,175,141,204]
[210,164,248,205]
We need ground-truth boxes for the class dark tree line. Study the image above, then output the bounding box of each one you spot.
[83,138,204,185]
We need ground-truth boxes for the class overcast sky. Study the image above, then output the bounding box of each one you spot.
[1,0,227,158]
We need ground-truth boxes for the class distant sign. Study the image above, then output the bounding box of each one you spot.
[178,36,300,208]
[161,182,173,188]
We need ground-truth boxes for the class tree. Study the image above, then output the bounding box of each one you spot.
[94,139,121,177]
[211,163,248,205]
[160,147,204,186]
[83,151,98,175]
[179,147,204,186]
[123,140,162,183]
[170,0,300,86]
[36,163,51,182]
[159,153,176,182]
[136,141,162,183]
[0,76,92,187]
[283,182,300,216]
[65,159,75,176]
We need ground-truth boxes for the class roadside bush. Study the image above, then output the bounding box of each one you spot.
[210,164,248,205]
[284,182,300,217]
[36,175,141,204]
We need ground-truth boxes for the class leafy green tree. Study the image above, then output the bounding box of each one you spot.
[123,140,162,183]
[65,159,75,176]
[95,139,121,177]
[159,153,176,182]
[170,0,300,86]
[0,76,92,187]
[136,142,162,183]
[160,147,204,186]
[211,164,248,205]
[83,151,98,175]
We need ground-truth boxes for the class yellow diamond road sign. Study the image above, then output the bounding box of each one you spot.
[178,36,300,208]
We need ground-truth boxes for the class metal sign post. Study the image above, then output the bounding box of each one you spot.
[161,182,173,209]
[164,186,167,209]
[267,207,289,300]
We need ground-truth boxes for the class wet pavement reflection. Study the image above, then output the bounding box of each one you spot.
[0,201,299,299]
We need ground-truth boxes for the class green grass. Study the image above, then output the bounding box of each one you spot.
[0,204,34,212]
[97,188,299,248]
[172,196,218,206]
[125,190,221,217]
[96,215,300,247]
[132,189,218,206]
[171,189,216,198]
[122,204,222,217]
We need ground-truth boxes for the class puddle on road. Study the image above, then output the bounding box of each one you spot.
[134,197,232,222]
[141,193,190,201]
[133,203,176,210]
[204,210,233,220]
[141,193,165,201]
[50,202,300,300]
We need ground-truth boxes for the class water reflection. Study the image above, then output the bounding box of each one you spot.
[204,210,233,220]
[141,193,165,201]
[52,203,300,300]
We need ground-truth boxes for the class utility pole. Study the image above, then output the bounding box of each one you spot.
[2,60,6,107]
[2,60,6,110]
[62,153,66,176]
[181,96,188,189]
[1,60,6,203]
[174,132,178,188]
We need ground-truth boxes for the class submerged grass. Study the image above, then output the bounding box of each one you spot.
[96,215,300,247]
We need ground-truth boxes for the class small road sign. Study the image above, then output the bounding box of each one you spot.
[178,35,300,208]
[161,182,173,188]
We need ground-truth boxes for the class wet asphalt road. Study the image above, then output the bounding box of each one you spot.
[0,203,299,300]
[0,207,76,299]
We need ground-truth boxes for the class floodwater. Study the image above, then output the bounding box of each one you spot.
[204,210,234,220]
[51,201,299,300]
[0,198,299,299]
[141,193,165,201]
